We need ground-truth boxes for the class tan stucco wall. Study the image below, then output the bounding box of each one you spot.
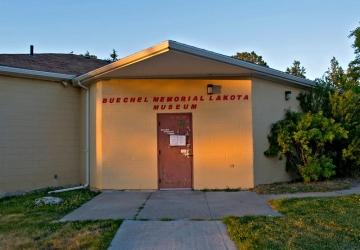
[0,76,83,195]
[90,79,254,190]
[0,73,309,194]
[252,77,305,185]
[89,82,103,189]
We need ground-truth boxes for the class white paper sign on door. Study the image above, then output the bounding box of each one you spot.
[169,135,186,146]
[177,135,186,146]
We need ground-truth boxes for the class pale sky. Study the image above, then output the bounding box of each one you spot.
[1,0,359,79]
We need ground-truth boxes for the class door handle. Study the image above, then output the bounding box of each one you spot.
[188,149,193,156]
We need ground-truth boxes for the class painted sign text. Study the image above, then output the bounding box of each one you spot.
[102,94,249,110]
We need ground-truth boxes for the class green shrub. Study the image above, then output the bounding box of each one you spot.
[299,155,336,182]
[330,89,360,175]
[265,112,347,182]
[297,81,333,116]
[296,85,360,177]
[266,23,360,181]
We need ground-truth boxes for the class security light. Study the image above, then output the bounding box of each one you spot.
[285,90,292,100]
[207,84,214,95]
[207,84,221,95]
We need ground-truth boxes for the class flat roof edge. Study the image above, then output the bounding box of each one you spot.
[0,65,75,81]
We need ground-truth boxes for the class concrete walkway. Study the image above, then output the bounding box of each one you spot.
[61,191,151,221]
[108,220,236,250]
[60,186,360,250]
[61,190,279,249]
[61,190,280,221]
[61,186,360,221]
[264,184,360,200]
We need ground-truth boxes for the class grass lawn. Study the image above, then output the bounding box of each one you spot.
[0,189,121,249]
[224,195,360,250]
[252,178,356,194]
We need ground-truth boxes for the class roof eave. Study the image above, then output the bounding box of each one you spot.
[73,41,171,84]
[0,65,75,82]
[74,40,315,87]
[167,40,314,87]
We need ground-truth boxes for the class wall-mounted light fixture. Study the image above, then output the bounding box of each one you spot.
[207,84,221,95]
[207,84,214,94]
[285,90,292,101]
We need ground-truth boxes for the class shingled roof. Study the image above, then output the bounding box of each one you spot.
[0,53,110,76]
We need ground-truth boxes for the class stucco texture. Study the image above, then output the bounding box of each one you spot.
[252,77,305,185]
[0,76,83,195]
[90,79,254,190]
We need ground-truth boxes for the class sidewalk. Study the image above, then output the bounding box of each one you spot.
[59,186,360,250]
[263,184,360,200]
[61,190,280,221]
[108,220,236,250]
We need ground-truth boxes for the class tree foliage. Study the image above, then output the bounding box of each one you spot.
[286,60,306,78]
[109,49,118,62]
[297,81,333,116]
[324,57,347,89]
[265,23,360,182]
[265,112,347,182]
[348,24,360,82]
[330,90,360,175]
[232,51,269,67]
[81,51,98,59]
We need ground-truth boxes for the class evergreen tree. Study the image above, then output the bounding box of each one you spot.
[232,51,269,67]
[323,57,348,90]
[82,51,97,59]
[348,24,360,82]
[286,60,306,78]
[110,49,118,62]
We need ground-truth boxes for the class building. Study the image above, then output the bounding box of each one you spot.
[0,41,313,195]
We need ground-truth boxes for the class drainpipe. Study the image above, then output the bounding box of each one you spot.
[49,80,90,193]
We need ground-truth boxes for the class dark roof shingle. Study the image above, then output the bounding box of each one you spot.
[0,53,110,76]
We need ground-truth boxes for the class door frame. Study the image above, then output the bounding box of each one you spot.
[156,112,194,190]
